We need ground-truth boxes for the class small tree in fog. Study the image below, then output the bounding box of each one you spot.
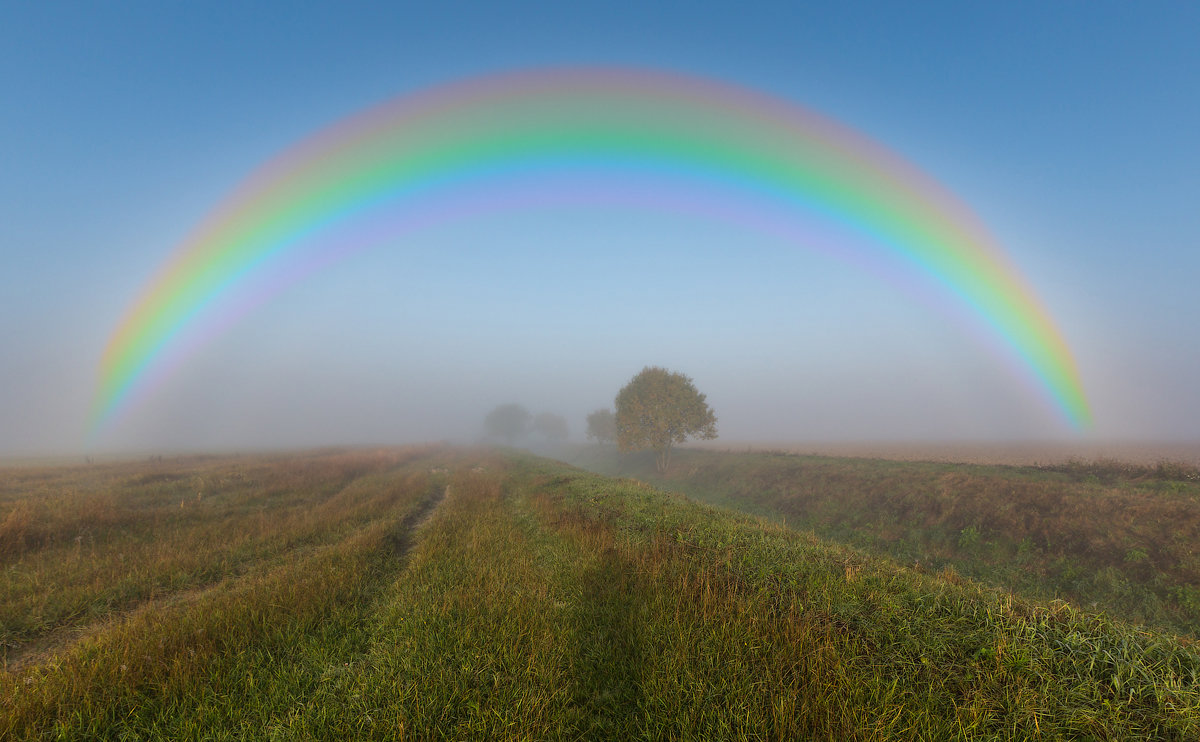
[484,403,531,444]
[532,412,570,444]
[615,366,717,473]
[585,408,617,445]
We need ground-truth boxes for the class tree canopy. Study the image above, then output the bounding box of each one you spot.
[585,408,617,445]
[615,366,717,473]
[483,403,531,443]
[532,412,569,443]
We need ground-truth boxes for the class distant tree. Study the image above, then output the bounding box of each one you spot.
[585,408,617,445]
[484,403,531,444]
[615,366,717,473]
[532,412,570,444]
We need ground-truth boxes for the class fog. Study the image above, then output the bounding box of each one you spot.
[3,4,1199,459]
[6,212,1199,459]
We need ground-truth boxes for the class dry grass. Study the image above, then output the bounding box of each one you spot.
[572,446,1200,637]
[695,439,1200,467]
[0,447,439,665]
[3,447,1199,738]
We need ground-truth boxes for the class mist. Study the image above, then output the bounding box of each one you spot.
[3,4,1199,459]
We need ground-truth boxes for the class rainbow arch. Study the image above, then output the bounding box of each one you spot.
[92,67,1091,432]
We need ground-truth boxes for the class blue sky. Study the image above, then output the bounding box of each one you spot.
[2,1,1198,454]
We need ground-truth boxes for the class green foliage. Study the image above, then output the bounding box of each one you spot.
[1125,547,1150,564]
[958,524,982,551]
[615,366,717,473]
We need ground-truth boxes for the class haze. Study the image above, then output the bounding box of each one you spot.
[3,2,1198,457]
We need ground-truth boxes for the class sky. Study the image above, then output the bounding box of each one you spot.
[2,1,1198,455]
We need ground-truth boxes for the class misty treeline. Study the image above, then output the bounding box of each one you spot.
[486,366,718,472]
[482,404,570,446]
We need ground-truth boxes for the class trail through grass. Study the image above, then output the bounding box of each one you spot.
[3,448,1200,739]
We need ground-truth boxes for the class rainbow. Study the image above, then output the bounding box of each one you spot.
[92,67,1092,432]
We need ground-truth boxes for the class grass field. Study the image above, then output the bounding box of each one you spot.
[569,446,1200,640]
[3,447,1200,739]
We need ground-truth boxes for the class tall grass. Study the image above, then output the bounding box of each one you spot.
[0,448,440,661]
[571,446,1200,637]
[518,459,1200,739]
[3,448,1199,738]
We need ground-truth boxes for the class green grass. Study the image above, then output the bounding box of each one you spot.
[3,447,1200,738]
[569,446,1200,639]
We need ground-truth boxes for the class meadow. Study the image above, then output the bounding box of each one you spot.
[2,446,1200,739]
[570,447,1200,639]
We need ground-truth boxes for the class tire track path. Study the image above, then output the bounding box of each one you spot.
[388,483,448,559]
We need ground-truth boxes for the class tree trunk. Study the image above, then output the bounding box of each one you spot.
[656,443,672,473]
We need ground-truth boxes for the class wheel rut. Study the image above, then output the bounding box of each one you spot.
[388,484,448,560]
[6,485,451,674]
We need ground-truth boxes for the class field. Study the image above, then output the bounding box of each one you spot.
[571,447,1200,639]
[689,441,1200,467]
[3,446,1200,739]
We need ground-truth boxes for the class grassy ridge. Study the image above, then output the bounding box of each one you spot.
[570,447,1200,638]
[3,449,1200,738]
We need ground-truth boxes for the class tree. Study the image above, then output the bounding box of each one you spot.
[585,408,617,445]
[483,403,531,444]
[532,412,569,444]
[615,366,717,473]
